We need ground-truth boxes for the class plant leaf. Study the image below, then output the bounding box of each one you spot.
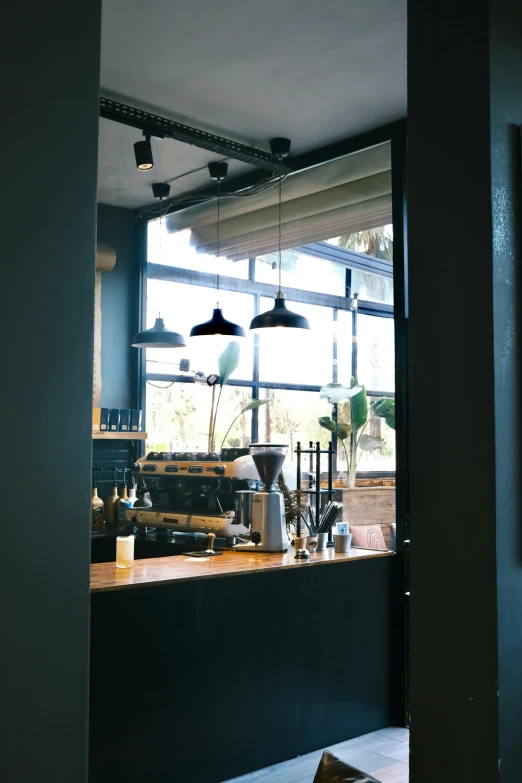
[319,382,363,404]
[359,434,384,452]
[318,416,336,432]
[219,398,271,452]
[372,398,396,430]
[218,341,240,387]
[238,398,271,415]
[318,417,350,440]
[350,385,368,432]
[335,422,351,440]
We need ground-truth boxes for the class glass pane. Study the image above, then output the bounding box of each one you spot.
[258,389,331,463]
[148,224,249,279]
[351,269,393,305]
[326,225,394,304]
[356,314,395,391]
[255,249,345,296]
[257,299,334,386]
[327,225,393,260]
[146,382,253,453]
[335,309,353,387]
[146,280,254,380]
[359,395,396,472]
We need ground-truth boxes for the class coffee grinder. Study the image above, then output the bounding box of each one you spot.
[234,444,289,552]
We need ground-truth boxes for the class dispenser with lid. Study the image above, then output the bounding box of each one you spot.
[92,469,105,529]
[234,444,288,552]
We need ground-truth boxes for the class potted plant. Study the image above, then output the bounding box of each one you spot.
[318,378,395,488]
[277,471,307,535]
[318,379,396,534]
[209,341,270,453]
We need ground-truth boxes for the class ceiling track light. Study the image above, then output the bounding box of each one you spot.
[190,162,246,339]
[249,138,310,333]
[152,182,171,200]
[134,132,154,171]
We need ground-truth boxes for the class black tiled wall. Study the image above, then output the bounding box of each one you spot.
[92,440,136,500]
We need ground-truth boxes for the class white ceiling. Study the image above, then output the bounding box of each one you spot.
[99,0,406,210]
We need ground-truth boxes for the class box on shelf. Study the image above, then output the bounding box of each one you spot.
[130,409,142,432]
[108,408,120,432]
[118,409,131,432]
[92,407,108,433]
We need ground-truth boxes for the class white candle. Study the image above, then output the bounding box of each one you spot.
[116,535,134,569]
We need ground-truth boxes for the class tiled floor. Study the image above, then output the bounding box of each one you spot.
[224,727,409,783]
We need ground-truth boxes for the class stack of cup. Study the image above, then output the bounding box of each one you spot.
[333,522,352,554]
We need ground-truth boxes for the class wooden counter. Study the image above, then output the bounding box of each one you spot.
[90,545,397,783]
[90,546,392,593]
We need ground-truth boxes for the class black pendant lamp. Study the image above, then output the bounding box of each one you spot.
[132,317,186,348]
[132,188,186,349]
[249,138,310,332]
[190,162,246,338]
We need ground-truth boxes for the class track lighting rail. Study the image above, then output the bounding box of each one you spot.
[100,96,295,172]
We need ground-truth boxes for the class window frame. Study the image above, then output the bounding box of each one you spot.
[145,242,395,474]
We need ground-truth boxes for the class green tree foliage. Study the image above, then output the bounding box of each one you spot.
[338,226,393,261]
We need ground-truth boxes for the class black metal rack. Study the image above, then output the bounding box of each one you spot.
[295,441,335,538]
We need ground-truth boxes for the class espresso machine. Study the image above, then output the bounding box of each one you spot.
[127,448,261,547]
[234,444,289,553]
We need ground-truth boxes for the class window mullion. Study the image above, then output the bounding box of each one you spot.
[251,292,260,442]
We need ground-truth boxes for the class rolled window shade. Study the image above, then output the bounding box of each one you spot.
[96,240,116,271]
[165,142,392,262]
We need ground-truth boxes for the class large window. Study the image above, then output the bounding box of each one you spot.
[144,223,395,475]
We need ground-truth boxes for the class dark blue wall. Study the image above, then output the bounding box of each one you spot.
[489,2,522,777]
[408,0,522,781]
[97,203,140,410]
[0,3,101,781]
[94,204,140,497]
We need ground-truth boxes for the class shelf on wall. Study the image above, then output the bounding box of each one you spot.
[92,432,148,440]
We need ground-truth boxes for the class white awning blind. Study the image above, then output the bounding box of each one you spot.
[165,142,392,262]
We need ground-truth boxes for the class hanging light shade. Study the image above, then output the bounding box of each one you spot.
[190,308,245,338]
[249,292,310,331]
[132,317,186,348]
[249,138,310,333]
[132,189,187,350]
[132,318,185,348]
[190,162,246,339]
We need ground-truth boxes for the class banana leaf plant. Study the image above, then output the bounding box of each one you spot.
[318,378,395,489]
[208,341,270,452]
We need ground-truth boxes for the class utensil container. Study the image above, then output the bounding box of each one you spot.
[316,533,329,551]
[334,533,352,554]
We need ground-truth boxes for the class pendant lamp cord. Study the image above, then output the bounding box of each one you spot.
[278,156,282,294]
[216,178,220,308]
[158,196,163,318]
